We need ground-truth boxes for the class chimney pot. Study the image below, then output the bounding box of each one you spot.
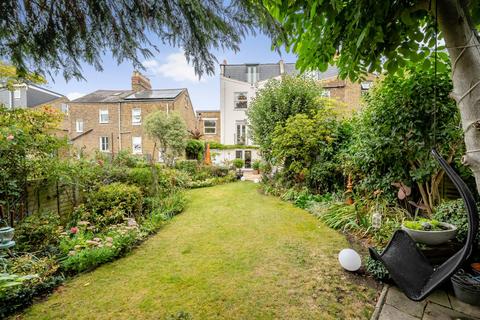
[279,59,285,75]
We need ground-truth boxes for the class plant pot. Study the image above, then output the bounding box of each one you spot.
[451,272,480,306]
[401,222,457,245]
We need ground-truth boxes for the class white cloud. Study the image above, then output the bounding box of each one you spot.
[143,51,210,83]
[66,92,86,101]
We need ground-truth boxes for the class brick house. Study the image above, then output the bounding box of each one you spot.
[195,110,221,143]
[68,72,196,161]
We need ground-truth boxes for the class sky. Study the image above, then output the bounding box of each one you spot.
[44,34,297,111]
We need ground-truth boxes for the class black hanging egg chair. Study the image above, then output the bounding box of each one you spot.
[369,149,479,301]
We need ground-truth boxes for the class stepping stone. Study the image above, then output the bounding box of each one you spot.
[423,301,478,320]
[426,290,451,308]
[385,286,426,318]
[379,304,419,320]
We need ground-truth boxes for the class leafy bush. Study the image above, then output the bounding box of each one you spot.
[247,76,329,161]
[252,160,261,171]
[346,60,463,212]
[434,199,480,242]
[156,167,190,194]
[185,140,204,160]
[0,254,63,318]
[232,159,244,170]
[128,167,154,194]
[365,256,389,281]
[15,211,62,253]
[176,160,199,175]
[86,182,143,219]
[112,150,140,168]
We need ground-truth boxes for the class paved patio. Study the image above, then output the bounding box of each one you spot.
[372,285,480,320]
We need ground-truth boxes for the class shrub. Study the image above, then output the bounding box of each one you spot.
[156,167,190,194]
[434,199,480,242]
[15,211,62,253]
[112,150,140,168]
[0,254,63,318]
[365,256,389,281]
[185,140,204,160]
[232,159,244,170]
[252,160,261,171]
[128,167,154,194]
[310,202,362,231]
[86,182,143,219]
[175,160,199,175]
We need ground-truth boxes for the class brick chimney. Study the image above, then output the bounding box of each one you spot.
[279,59,285,75]
[131,71,151,92]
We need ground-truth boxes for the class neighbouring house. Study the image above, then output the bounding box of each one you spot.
[195,110,221,143]
[0,83,70,132]
[68,71,196,161]
[218,60,376,168]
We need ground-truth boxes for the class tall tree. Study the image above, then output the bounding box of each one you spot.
[144,111,188,165]
[258,0,480,195]
[0,1,281,80]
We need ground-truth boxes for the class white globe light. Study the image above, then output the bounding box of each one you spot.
[240,176,246,181]
[254,178,259,183]
[338,248,361,272]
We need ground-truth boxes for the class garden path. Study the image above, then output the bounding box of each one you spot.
[23,182,378,319]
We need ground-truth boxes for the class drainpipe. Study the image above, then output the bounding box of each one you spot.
[118,103,122,151]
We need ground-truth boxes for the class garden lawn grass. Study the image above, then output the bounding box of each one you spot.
[22,182,378,320]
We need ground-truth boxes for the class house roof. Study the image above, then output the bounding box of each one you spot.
[222,62,339,83]
[72,88,185,103]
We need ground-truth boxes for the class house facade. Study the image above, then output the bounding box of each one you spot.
[195,110,221,142]
[0,83,70,133]
[68,72,196,161]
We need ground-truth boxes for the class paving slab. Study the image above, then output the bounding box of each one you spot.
[379,304,419,320]
[448,293,480,319]
[423,301,478,320]
[426,290,451,308]
[385,286,426,318]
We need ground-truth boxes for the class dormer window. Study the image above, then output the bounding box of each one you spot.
[247,65,258,84]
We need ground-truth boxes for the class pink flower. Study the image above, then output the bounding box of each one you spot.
[6,134,14,140]
[70,227,78,234]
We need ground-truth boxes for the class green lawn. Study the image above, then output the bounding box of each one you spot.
[22,182,378,320]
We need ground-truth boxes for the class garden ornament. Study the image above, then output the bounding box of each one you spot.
[338,248,361,272]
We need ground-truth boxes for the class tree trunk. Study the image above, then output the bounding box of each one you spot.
[438,0,480,195]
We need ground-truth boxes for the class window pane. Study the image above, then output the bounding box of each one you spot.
[234,92,248,109]
[204,120,216,128]
[235,150,243,159]
[132,108,141,124]
[205,127,216,134]
[132,137,142,154]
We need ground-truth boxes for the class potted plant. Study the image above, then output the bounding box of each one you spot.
[232,158,245,179]
[401,218,457,245]
[252,160,261,174]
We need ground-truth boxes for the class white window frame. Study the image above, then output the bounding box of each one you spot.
[247,65,258,84]
[132,108,141,125]
[234,92,248,109]
[13,89,21,99]
[99,109,109,124]
[203,119,217,135]
[61,103,69,115]
[75,119,84,133]
[132,136,142,154]
[99,136,109,152]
